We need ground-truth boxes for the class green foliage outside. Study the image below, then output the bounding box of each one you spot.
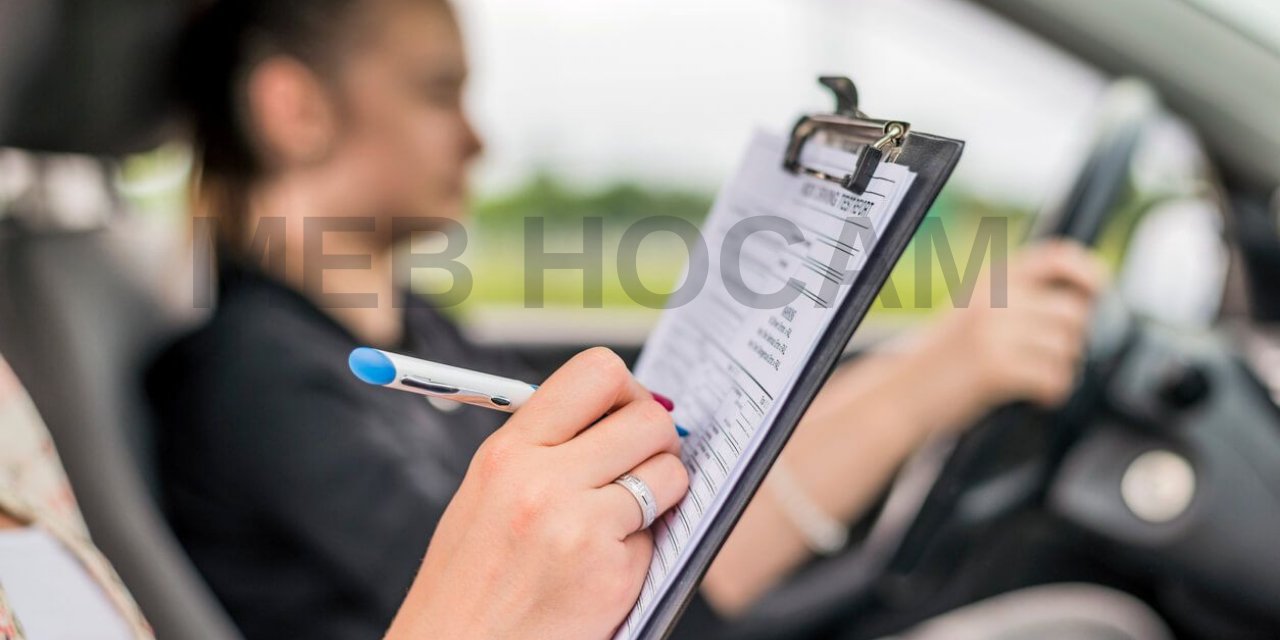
[115,148,1158,324]
[452,173,1050,322]
[472,172,715,230]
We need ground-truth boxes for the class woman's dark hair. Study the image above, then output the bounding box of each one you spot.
[174,0,420,248]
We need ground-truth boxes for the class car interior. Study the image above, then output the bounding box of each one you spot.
[1,0,1278,639]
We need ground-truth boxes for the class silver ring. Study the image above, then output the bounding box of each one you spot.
[613,473,658,530]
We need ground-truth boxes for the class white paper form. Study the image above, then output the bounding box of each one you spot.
[615,131,916,639]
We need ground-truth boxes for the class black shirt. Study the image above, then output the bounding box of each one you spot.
[149,258,729,640]
[148,260,528,639]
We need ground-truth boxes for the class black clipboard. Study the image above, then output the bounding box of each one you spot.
[636,76,965,640]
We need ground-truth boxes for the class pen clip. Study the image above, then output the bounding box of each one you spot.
[401,376,513,411]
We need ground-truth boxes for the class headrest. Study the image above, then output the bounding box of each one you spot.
[0,0,187,155]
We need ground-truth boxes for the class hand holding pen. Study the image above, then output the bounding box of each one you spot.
[385,347,689,640]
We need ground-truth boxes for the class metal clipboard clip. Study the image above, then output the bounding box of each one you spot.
[783,76,911,195]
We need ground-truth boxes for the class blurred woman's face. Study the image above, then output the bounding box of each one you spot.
[325,2,481,229]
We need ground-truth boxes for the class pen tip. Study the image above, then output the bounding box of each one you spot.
[676,424,689,438]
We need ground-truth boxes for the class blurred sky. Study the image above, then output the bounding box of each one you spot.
[454,0,1109,208]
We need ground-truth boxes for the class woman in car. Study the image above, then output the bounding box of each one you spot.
[148,0,1103,637]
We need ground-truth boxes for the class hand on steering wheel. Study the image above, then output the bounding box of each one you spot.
[931,241,1107,419]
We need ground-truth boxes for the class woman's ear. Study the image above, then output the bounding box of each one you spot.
[245,56,339,169]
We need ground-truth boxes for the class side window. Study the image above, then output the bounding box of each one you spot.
[454,0,1109,343]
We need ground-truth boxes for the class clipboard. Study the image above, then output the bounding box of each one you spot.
[635,76,965,639]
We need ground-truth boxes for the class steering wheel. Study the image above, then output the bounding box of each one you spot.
[878,79,1159,573]
[725,81,1160,639]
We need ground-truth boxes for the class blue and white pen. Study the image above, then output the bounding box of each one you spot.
[348,347,688,436]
